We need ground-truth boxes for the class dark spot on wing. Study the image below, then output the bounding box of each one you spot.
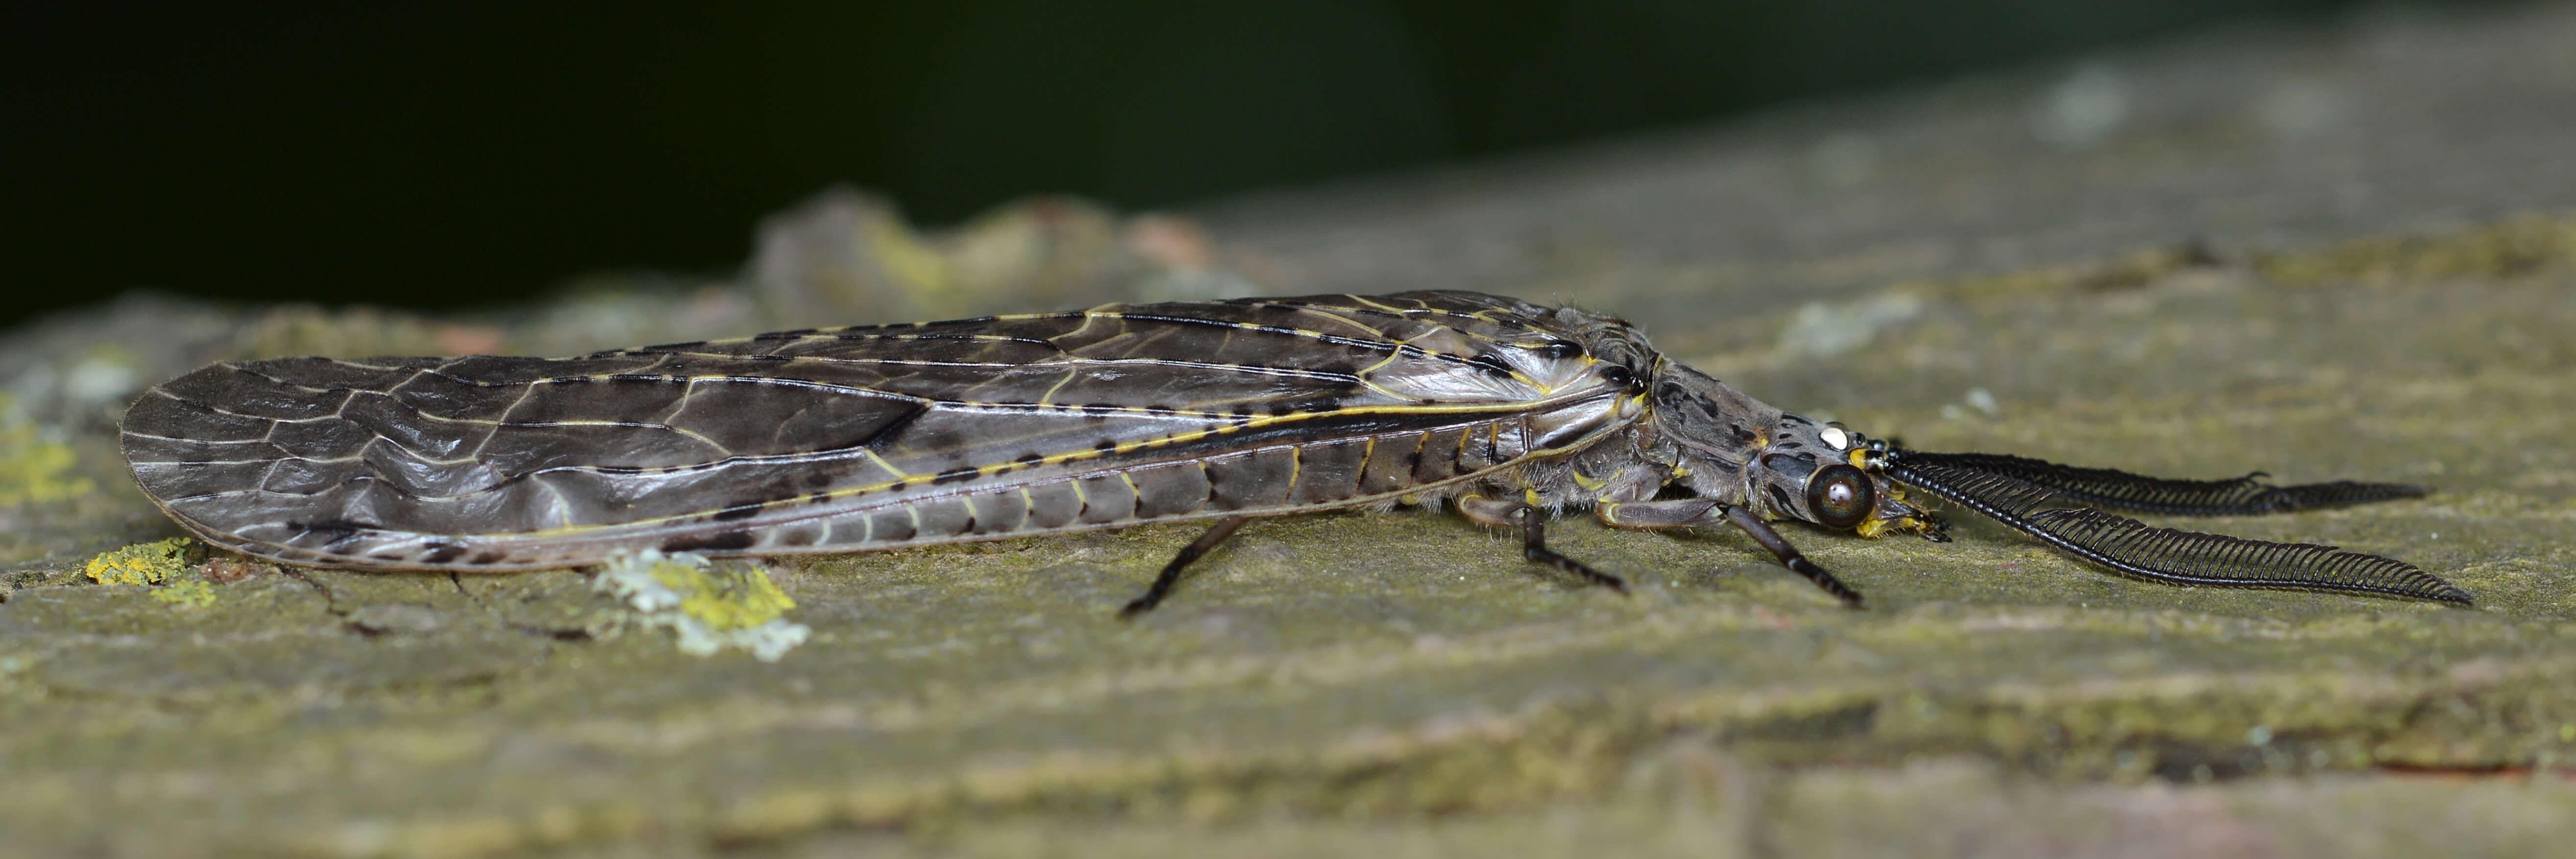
[712,503,766,522]
[292,519,378,550]
[908,426,965,453]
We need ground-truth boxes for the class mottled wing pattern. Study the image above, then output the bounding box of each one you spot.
[122,292,1622,569]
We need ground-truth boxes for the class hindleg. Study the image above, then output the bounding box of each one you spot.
[1120,515,1252,617]
[1457,495,1628,593]
[1595,499,1865,607]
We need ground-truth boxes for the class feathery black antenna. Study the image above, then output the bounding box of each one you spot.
[1889,451,2427,516]
[1882,453,2468,604]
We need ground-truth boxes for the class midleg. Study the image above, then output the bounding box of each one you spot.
[1457,495,1628,593]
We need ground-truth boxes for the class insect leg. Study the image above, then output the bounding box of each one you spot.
[1517,508,1630,593]
[1119,515,1253,617]
[1591,499,1864,606]
[1457,495,1628,593]
[1721,506,1865,606]
[1592,498,1726,529]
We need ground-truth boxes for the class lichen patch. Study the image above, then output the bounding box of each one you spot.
[594,550,811,661]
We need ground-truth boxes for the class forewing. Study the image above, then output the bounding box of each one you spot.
[120,293,1594,568]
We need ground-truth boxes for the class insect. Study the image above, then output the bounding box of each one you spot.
[119,292,2470,614]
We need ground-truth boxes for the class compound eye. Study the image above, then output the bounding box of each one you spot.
[1804,463,1875,529]
[1598,365,1636,388]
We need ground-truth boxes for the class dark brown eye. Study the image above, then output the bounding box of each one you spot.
[1598,365,1635,388]
[1805,463,1875,529]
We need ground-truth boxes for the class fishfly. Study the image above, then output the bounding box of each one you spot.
[120,292,2470,613]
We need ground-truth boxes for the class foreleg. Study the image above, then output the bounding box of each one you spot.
[1595,499,1864,606]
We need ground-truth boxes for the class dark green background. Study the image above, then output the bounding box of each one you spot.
[5,1,2463,325]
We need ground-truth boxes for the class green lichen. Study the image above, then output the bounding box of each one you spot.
[149,579,217,609]
[0,394,94,506]
[2255,214,2576,287]
[1882,216,2576,309]
[83,538,197,587]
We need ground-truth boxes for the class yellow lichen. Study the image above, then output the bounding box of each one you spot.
[151,579,217,609]
[596,551,810,661]
[658,562,798,631]
[85,538,197,586]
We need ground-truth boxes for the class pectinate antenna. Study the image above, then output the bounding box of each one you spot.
[1881,452,2468,604]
